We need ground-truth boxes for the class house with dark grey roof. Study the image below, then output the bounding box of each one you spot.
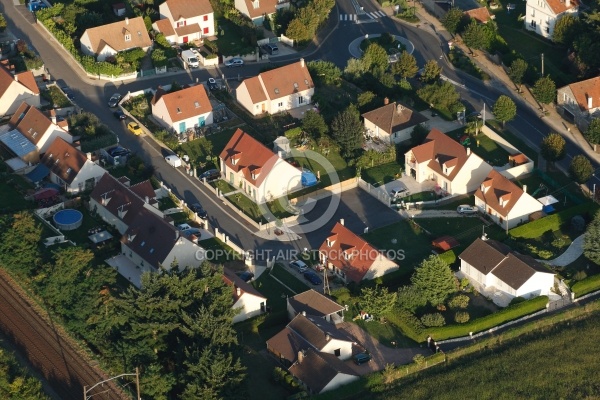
[266,314,355,368]
[287,289,345,324]
[459,237,555,305]
[362,99,428,145]
[222,267,267,323]
[288,348,359,395]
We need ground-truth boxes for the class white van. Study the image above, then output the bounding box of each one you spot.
[165,155,182,168]
[182,50,199,68]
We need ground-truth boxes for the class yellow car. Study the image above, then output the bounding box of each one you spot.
[127,122,143,136]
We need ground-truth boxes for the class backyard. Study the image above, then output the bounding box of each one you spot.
[361,162,402,186]
[445,128,511,167]
[178,127,238,169]
[213,19,256,57]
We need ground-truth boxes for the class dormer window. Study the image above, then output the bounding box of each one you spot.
[66,168,72,175]
[125,34,131,41]
[194,101,200,108]
[305,79,309,86]
[32,131,38,138]
[252,0,259,8]
[293,82,299,89]
[274,88,280,95]
[176,107,182,114]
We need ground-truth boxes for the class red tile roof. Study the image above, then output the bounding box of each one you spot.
[15,71,39,94]
[240,0,280,18]
[564,76,600,111]
[409,128,469,182]
[546,0,579,15]
[156,84,212,123]
[474,170,524,217]
[40,138,88,185]
[362,101,428,135]
[153,19,176,37]
[219,128,281,187]
[83,17,152,54]
[464,7,493,23]
[9,102,53,145]
[162,0,213,19]
[222,267,266,302]
[241,60,313,103]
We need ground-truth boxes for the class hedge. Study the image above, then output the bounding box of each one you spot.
[425,295,548,341]
[509,202,600,239]
[571,274,600,298]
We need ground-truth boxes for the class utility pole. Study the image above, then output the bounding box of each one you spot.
[136,367,141,400]
[541,53,544,76]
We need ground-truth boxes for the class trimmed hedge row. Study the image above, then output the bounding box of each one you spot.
[270,263,310,294]
[425,296,548,341]
[571,274,600,298]
[509,202,599,239]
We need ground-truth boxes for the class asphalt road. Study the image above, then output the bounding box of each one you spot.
[1,0,598,257]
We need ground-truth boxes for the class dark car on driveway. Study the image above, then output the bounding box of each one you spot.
[238,271,255,282]
[190,203,208,219]
[199,169,221,182]
[113,110,126,120]
[303,270,322,285]
[353,352,372,365]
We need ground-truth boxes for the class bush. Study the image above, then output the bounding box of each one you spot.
[454,311,470,323]
[572,215,586,232]
[510,203,600,239]
[448,294,470,309]
[331,287,352,304]
[438,250,457,266]
[509,296,527,306]
[572,274,600,297]
[421,313,446,327]
[573,270,588,281]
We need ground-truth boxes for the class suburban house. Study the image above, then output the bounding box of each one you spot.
[222,268,267,323]
[0,66,40,117]
[525,0,579,39]
[288,348,359,395]
[464,7,494,23]
[39,138,107,193]
[557,76,600,131]
[234,0,290,25]
[236,59,314,116]
[9,102,72,154]
[219,128,302,203]
[404,128,493,195]
[155,0,214,44]
[318,221,398,284]
[474,170,543,229]
[151,84,213,133]
[362,99,428,145]
[459,237,555,303]
[266,313,355,368]
[287,289,345,324]
[90,173,204,273]
[80,17,152,61]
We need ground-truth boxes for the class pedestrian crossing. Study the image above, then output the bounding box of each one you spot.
[339,10,386,21]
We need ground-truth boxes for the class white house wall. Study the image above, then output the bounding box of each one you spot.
[506,194,543,229]
[452,155,493,194]
[525,0,577,38]
[89,199,129,234]
[460,260,488,287]
[65,161,106,193]
[320,339,353,360]
[515,272,554,298]
[37,128,73,154]
[159,3,214,37]
[319,373,359,394]
[258,158,302,203]
[162,237,204,271]
[232,294,266,324]
[361,255,398,281]
[235,83,260,116]
[0,82,40,117]
[152,98,213,133]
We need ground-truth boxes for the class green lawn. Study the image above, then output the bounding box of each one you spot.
[215,181,293,222]
[178,127,238,167]
[289,147,355,190]
[198,237,243,267]
[270,263,310,294]
[445,128,510,167]
[361,162,402,186]
[557,254,600,286]
[486,120,538,164]
[158,196,178,211]
[448,47,490,81]
[59,206,105,246]
[213,19,255,56]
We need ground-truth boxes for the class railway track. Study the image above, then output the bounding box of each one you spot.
[0,269,129,400]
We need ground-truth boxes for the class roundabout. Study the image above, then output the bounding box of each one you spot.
[348,33,415,59]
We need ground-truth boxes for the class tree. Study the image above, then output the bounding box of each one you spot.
[392,51,418,80]
[540,133,566,164]
[553,14,581,45]
[417,81,460,109]
[396,285,427,313]
[0,14,6,33]
[442,7,465,34]
[357,91,377,111]
[420,60,442,83]
[411,255,457,307]
[331,104,364,158]
[0,212,43,276]
[302,110,328,138]
[584,118,600,144]
[493,95,517,126]
[584,211,600,265]
[532,76,556,110]
[362,43,389,73]
[307,60,341,86]
[359,285,397,316]
[410,123,430,146]
[508,59,528,92]
[462,21,490,52]
[569,155,594,184]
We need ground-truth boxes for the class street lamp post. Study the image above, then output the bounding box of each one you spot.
[83,367,140,400]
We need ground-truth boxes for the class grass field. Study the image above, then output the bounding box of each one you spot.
[361,162,402,186]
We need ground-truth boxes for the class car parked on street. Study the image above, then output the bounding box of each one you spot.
[113,110,126,120]
[189,203,208,219]
[127,122,143,136]
[199,169,220,182]
[457,205,479,215]
[262,43,279,55]
[290,260,308,273]
[303,270,322,285]
[225,57,244,67]
[108,93,122,107]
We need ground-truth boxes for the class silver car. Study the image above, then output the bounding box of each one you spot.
[225,57,244,67]
[457,205,478,215]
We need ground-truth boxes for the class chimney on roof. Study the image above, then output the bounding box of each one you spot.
[566,0,571,6]
[86,152,92,161]
[236,287,241,296]
[466,147,471,156]
[300,58,305,68]
[587,94,592,110]
[51,114,57,124]
[384,97,389,105]
[481,232,488,241]
[14,75,18,82]
[302,311,306,316]
[175,230,180,241]
[523,184,527,193]
[396,104,404,114]
[145,195,149,203]
[125,17,129,25]
[340,218,344,226]
[325,334,330,341]
[298,350,305,364]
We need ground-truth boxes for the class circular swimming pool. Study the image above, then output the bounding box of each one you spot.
[53,209,83,231]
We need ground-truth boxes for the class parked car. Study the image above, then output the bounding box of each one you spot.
[61,86,75,101]
[262,43,279,55]
[108,146,130,157]
[207,78,218,91]
[113,110,126,120]
[290,260,308,273]
[353,352,372,365]
[199,169,220,182]
[225,57,244,67]
[238,271,255,282]
[165,154,182,168]
[108,93,122,108]
[177,223,193,231]
[189,202,208,219]
[127,122,143,136]
[303,270,322,285]
[181,227,202,239]
[390,188,407,198]
[457,205,479,215]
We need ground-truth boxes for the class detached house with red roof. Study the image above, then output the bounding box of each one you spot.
[0,66,40,117]
[525,0,578,39]
[219,128,302,203]
[474,170,543,229]
[318,221,398,284]
[40,138,107,193]
[151,84,213,133]
[154,0,214,44]
[362,99,428,144]
[236,59,314,116]
[234,0,290,25]
[404,128,493,195]
[9,102,72,154]
[80,17,152,61]
[464,7,494,24]
[223,268,267,323]
[557,76,600,131]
